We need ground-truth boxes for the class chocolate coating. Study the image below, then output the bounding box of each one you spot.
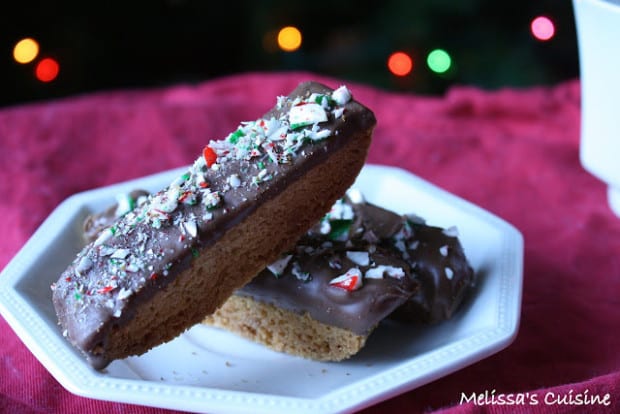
[390,222,475,323]
[237,191,475,331]
[237,245,418,335]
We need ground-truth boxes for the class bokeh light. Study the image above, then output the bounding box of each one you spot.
[13,38,40,64]
[531,16,555,41]
[277,26,302,52]
[427,49,452,74]
[387,51,413,76]
[35,58,60,82]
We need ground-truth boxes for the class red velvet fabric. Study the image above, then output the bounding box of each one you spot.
[2,72,620,413]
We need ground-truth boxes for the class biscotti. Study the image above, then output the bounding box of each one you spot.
[204,189,475,360]
[51,81,376,369]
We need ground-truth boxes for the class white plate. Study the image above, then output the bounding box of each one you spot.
[0,164,523,414]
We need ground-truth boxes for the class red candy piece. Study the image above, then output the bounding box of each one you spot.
[329,268,363,291]
[202,145,217,167]
[97,285,114,294]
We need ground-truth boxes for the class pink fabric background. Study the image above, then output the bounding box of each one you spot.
[2,72,620,413]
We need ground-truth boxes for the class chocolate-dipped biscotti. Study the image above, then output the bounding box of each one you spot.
[203,189,475,360]
[51,82,376,369]
[78,187,474,362]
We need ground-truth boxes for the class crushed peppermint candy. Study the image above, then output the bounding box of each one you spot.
[365,265,406,280]
[207,88,350,163]
[202,191,222,209]
[93,227,115,247]
[267,255,293,277]
[110,249,131,259]
[346,251,370,266]
[445,267,454,280]
[331,85,352,106]
[319,219,331,235]
[291,261,312,282]
[328,198,354,221]
[117,287,132,301]
[227,174,241,188]
[75,256,93,274]
[202,145,217,167]
[289,103,328,129]
[183,220,198,238]
[345,188,365,204]
[329,268,363,291]
[115,193,136,217]
[442,226,459,238]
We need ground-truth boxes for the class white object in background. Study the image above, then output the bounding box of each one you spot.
[574,0,620,217]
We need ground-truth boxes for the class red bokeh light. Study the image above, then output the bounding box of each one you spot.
[35,58,60,82]
[388,51,413,77]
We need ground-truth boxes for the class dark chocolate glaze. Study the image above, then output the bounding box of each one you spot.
[237,191,475,331]
[51,82,376,368]
[352,198,475,323]
[390,222,475,323]
[237,244,418,335]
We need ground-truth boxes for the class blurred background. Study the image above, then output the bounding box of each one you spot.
[2,0,579,108]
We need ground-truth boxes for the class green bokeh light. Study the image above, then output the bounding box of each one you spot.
[427,49,452,74]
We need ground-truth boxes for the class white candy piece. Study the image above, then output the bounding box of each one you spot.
[332,85,352,106]
[442,225,459,238]
[329,199,354,220]
[183,220,198,238]
[117,287,132,301]
[93,227,114,247]
[150,188,179,214]
[305,126,331,141]
[75,256,93,274]
[267,255,293,277]
[111,249,131,259]
[332,107,345,119]
[114,193,133,217]
[346,251,370,266]
[289,103,328,127]
[346,188,365,204]
[125,263,140,272]
[445,267,454,280]
[319,219,331,235]
[439,245,449,256]
[365,265,406,280]
[228,174,241,188]
[267,124,288,141]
